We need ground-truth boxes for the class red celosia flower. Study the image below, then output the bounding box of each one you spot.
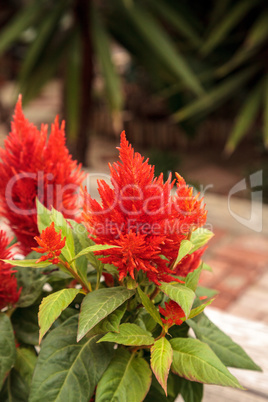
[32,222,66,264]
[0,96,85,254]
[0,230,21,310]
[174,247,207,277]
[159,300,185,326]
[82,132,206,285]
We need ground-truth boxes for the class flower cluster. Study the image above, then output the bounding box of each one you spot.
[0,230,21,310]
[32,222,66,264]
[0,96,84,254]
[82,131,207,285]
[159,300,185,326]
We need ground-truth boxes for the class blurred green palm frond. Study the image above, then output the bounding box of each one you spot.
[0,0,267,156]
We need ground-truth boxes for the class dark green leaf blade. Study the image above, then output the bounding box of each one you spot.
[29,316,113,402]
[170,338,243,388]
[98,323,154,346]
[78,287,135,341]
[96,348,152,402]
[188,313,261,371]
[137,286,163,326]
[0,314,16,388]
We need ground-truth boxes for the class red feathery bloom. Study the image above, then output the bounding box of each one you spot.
[174,247,207,277]
[82,132,206,285]
[0,230,21,310]
[32,222,66,264]
[159,300,185,326]
[0,96,85,254]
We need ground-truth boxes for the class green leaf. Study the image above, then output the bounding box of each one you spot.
[0,2,42,55]
[29,316,113,402]
[188,313,261,371]
[12,306,39,346]
[124,2,204,96]
[98,323,154,346]
[137,286,163,326]
[170,338,243,388]
[173,65,259,122]
[38,288,81,343]
[78,287,135,341]
[50,207,75,263]
[96,348,152,402]
[151,338,173,395]
[92,6,124,119]
[0,314,16,388]
[15,347,37,387]
[201,0,257,55]
[0,368,29,401]
[2,259,51,268]
[36,198,51,233]
[174,240,193,267]
[71,244,118,262]
[187,299,214,320]
[160,283,195,318]
[185,265,203,292]
[225,80,263,154]
[15,265,47,307]
[87,302,126,336]
[190,228,214,254]
[180,377,203,402]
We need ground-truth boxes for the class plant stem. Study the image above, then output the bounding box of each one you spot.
[60,260,91,293]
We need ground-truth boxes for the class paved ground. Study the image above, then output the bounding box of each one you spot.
[1,80,267,324]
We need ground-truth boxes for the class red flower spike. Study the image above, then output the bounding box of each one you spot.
[0,96,85,254]
[0,230,21,310]
[159,300,185,326]
[82,131,207,285]
[174,247,207,277]
[32,222,66,264]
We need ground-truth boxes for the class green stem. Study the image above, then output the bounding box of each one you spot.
[60,260,91,293]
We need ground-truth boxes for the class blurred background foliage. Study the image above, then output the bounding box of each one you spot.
[0,0,267,165]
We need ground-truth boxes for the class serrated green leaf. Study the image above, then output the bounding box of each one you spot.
[87,302,126,337]
[38,288,81,343]
[185,264,203,292]
[78,287,135,341]
[190,228,214,254]
[225,80,263,154]
[96,348,152,402]
[0,368,29,401]
[99,323,154,346]
[0,314,16,388]
[188,313,261,371]
[174,240,193,267]
[29,316,113,402]
[137,286,163,326]
[151,338,173,395]
[160,283,195,318]
[170,338,243,388]
[15,347,37,387]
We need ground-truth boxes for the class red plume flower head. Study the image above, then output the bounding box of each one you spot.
[0,96,85,254]
[0,230,21,310]
[82,132,207,285]
[32,222,66,264]
[159,300,185,326]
